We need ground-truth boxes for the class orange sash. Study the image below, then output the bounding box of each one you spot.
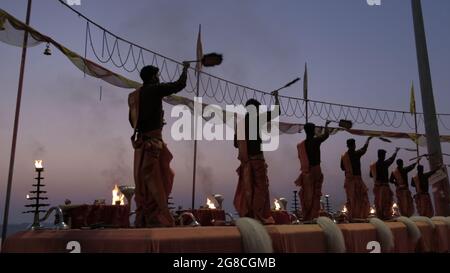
[370,163,377,182]
[341,152,353,177]
[393,169,407,189]
[413,175,424,193]
[298,141,310,173]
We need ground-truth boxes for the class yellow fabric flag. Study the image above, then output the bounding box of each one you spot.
[410,82,416,115]
[0,14,5,30]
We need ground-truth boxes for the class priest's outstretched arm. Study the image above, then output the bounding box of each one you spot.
[157,62,190,97]
[317,120,331,143]
[405,162,417,173]
[357,136,372,156]
[385,148,400,167]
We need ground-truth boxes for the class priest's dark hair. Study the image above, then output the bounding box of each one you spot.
[140,65,159,83]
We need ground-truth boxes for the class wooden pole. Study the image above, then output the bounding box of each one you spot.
[191,24,202,210]
[1,0,33,246]
[191,71,200,210]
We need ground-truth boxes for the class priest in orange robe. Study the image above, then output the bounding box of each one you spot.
[295,121,330,221]
[369,148,399,220]
[389,159,417,217]
[130,63,189,227]
[411,164,441,217]
[233,92,280,224]
[340,137,372,220]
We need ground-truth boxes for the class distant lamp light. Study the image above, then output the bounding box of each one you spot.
[273,199,281,211]
[335,204,349,223]
[44,43,52,56]
[34,160,43,171]
[369,205,377,218]
[206,197,217,209]
[341,205,348,215]
[392,202,400,218]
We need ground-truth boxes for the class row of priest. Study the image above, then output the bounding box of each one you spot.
[128,64,442,227]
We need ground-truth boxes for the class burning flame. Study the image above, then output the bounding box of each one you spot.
[341,205,348,214]
[26,194,30,200]
[274,199,282,211]
[370,206,376,214]
[392,203,399,215]
[112,184,124,205]
[206,198,216,209]
[34,160,43,169]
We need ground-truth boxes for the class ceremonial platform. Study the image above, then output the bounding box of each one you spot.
[3,220,449,253]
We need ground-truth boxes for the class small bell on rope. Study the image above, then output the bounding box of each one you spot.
[43,43,52,56]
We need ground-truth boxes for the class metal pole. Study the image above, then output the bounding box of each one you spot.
[305,100,308,124]
[411,0,450,216]
[191,71,200,210]
[1,0,33,246]
[413,111,420,160]
[303,63,308,124]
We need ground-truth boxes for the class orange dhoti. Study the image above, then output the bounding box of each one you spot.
[234,158,275,224]
[414,193,434,217]
[133,129,175,227]
[396,188,414,217]
[344,176,370,219]
[295,165,323,221]
[373,183,393,220]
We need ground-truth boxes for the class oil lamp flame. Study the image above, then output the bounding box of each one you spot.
[370,207,376,214]
[26,194,30,199]
[341,205,348,214]
[206,195,221,209]
[274,199,282,211]
[34,160,43,170]
[112,184,125,205]
[392,202,399,216]
[206,198,216,209]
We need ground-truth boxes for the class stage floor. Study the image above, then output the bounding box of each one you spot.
[2,220,449,253]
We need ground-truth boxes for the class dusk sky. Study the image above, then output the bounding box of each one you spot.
[1,0,450,224]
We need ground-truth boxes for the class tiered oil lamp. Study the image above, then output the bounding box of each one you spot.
[23,160,49,229]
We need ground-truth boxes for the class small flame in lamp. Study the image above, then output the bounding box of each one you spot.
[369,205,377,218]
[206,198,216,209]
[341,205,348,214]
[335,204,349,223]
[112,184,125,205]
[34,160,43,171]
[392,202,400,217]
[274,199,282,211]
[26,194,30,200]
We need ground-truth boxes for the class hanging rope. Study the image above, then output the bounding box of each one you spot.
[59,0,450,132]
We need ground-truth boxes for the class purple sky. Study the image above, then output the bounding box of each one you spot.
[1,0,450,223]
